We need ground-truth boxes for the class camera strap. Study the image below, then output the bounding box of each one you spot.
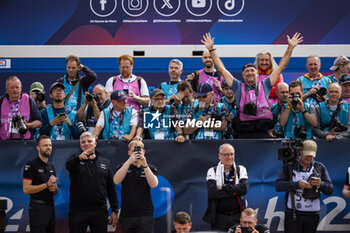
[244,83,259,105]
[64,81,79,105]
[324,101,343,129]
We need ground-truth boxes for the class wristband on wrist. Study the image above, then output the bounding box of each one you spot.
[141,165,149,169]
[209,48,216,52]
[45,182,49,188]
[302,109,307,114]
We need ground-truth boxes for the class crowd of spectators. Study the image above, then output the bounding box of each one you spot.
[1,34,350,143]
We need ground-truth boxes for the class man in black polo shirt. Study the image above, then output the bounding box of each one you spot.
[114,140,159,233]
[23,135,58,233]
[66,131,118,233]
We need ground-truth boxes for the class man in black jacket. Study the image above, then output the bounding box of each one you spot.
[275,140,333,233]
[203,143,249,231]
[66,131,118,233]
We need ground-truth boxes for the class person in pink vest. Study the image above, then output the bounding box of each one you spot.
[254,50,284,106]
[201,32,303,138]
[187,49,224,102]
[105,54,150,111]
[0,76,42,140]
[340,74,350,103]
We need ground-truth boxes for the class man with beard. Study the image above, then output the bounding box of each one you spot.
[105,54,150,111]
[160,59,183,101]
[23,135,58,233]
[57,55,97,113]
[201,32,303,138]
[187,49,224,102]
[40,82,79,140]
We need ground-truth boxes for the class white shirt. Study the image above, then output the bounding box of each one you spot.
[96,108,138,128]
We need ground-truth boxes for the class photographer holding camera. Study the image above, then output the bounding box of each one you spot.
[0,76,42,140]
[66,132,118,233]
[135,89,185,142]
[228,208,269,233]
[279,81,317,139]
[184,83,228,139]
[201,32,303,138]
[297,55,330,106]
[313,83,350,141]
[114,140,158,233]
[40,82,79,140]
[269,82,289,138]
[76,85,112,135]
[275,140,333,233]
[29,82,47,111]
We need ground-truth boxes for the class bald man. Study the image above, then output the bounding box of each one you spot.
[269,82,289,138]
[313,83,350,141]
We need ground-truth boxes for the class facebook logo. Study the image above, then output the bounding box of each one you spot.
[90,0,117,17]
[100,0,107,10]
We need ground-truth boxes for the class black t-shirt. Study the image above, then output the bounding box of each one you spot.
[23,157,56,202]
[117,163,158,217]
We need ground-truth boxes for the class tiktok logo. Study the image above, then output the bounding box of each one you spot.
[217,0,244,17]
[90,0,117,17]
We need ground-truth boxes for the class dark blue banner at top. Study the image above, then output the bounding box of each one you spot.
[0,0,349,45]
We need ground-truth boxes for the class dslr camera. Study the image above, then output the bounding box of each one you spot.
[278,138,303,162]
[35,91,45,102]
[241,226,253,233]
[243,101,257,116]
[210,112,222,122]
[294,125,307,139]
[86,93,99,102]
[12,114,28,134]
[330,120,348,132]
[290,93,301,108]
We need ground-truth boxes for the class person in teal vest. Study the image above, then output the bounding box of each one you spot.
[340,74,350,103]
[56,55,97,114]
[313,83,350,141]
[328,56,350,83]
[161,59,183,101]
[40,82,79,140]
[279,81,317,139]
[184,83,228,140]
[220,81,237,139]
[297,55,331,105]
[268,82,289,138]
[94,90,138,142]
[134,89,185,143]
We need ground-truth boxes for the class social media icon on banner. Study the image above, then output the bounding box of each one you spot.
[90,0,117,17]
[192,0,205,8]
[128,0,142,10]
[217,0,244,17]
[224,0,234,10]
[161,0,173,9]
[100,0,107,10]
